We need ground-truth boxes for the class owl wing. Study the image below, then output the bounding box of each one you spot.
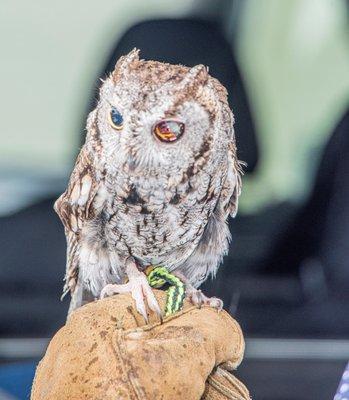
[54,145,105,298]
[178,142,243,287]
[219,141,243,218]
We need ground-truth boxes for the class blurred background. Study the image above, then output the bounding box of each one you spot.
[0,0,348,399]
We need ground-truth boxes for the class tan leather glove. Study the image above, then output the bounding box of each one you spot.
[31,290,250,400]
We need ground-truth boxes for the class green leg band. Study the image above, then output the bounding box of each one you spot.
[147,266,185,316]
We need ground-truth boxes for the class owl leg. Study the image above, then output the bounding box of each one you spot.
[67,277,95,317]
[173,271,223,310]
[100,258,162,322]
[67,283,83,316]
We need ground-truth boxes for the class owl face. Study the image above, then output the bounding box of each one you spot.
[87,49,233,179]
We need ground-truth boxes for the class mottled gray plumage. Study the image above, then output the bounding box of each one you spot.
[55,49,242,316]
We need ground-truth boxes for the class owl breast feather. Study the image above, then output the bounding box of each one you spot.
[102,169,221,269]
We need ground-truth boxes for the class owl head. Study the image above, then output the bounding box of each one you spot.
[86,49,235,180]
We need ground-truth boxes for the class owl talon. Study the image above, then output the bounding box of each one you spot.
[171,271,223,311]
[142,280,163,317]
[100,284,115,299]
[131,282,148,322]
[187,289,223,311]
[100,271,162,322]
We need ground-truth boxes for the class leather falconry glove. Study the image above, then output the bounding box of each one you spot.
[31,290,250,400]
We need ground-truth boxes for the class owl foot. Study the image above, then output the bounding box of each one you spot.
[187,288,223,310]
[100,259,162,322]
[172,271,223,310]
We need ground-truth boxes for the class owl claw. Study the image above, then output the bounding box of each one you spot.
[171,271,223,311]
[141,280,163,317]
[100,283,120,299]
[129,274,162,322]
[131,281,148,322]
[187,289,223,311]
[100,274,162,322]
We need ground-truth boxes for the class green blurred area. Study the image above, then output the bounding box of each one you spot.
[237,0,349,211]
[0,0,348,213]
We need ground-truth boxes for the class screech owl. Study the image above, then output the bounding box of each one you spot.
[55,49,243,319]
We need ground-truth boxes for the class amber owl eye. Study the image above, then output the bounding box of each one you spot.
[153,120,185,143]
[108,107,123,130]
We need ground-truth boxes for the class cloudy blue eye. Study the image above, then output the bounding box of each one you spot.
[108,107,123,130]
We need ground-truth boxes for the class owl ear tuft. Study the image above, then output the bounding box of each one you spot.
[178,64,209,93]
[190,64,209,82]
[111,48,140,82]
[188,64,209,84]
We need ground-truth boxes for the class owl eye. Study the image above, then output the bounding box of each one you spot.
[153,120,185,143]
[108,107,123,130]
